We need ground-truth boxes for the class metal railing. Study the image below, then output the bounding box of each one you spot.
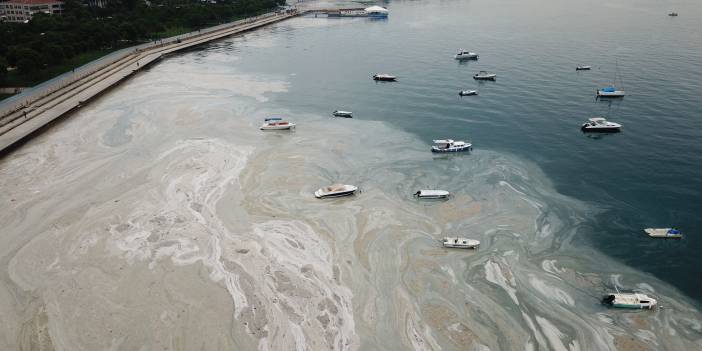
[0,10,291,120]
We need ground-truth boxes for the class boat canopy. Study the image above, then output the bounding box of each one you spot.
[265,117,283,121]
[433,139,454,144]
[668,229,680,234]
[589,117,606,122]
[601,86,616,92]
[365,6,388,13]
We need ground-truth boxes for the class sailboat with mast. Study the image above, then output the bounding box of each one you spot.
[597,61,625,98]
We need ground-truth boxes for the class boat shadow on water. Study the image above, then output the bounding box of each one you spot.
[582,131,620,140]
[431,152,473,161]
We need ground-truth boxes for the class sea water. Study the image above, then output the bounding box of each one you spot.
[1,0,701,350]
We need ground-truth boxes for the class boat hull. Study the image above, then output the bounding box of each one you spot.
[261,125,295,130]
[459,91,477,96]
[455,55,478,60]
[373,76,396,81]
[596,91,625,97]
[415,189,450,199]
[417,195,449,199]
[644,228,682,238]
[333,112,353,118]
[432,145,472,153]
[612,303,655,309]
[442,238,480,249]
[581,126,621,133]
[315,190,356,198]
[473,76,496,80]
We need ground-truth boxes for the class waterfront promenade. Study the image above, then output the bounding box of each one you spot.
[0,9,299,154]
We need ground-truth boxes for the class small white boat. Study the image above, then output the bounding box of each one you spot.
[473,71,496,80]
[602,292,657,309]
[443,237,480,249]
[260,117,296,130]
[454,50,479,60]
[581,117,621,133]
[431,139,472,153]
[459,90,478,96]
[576,65,592,71]
[314,184,358,199]
[365,6,389,18]
[597,86,625,97]
[373,74,397,81]
[644,228,682,239]
[414,190,450,199]
[332,110,353,118]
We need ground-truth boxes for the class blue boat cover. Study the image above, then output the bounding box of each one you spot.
[265,117,283,121]
[668,229,680,234]
[601,86,616,92]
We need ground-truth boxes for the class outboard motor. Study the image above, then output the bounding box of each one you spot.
[601,294,616,305]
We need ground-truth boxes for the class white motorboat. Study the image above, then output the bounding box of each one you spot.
[414,190,450,199]
[644,228,682,239]
[459,90,478,96]
[443,237,480,249]
[576,65,592,71]
[431,139,472,153]
[454,50,479,60]
[602,292,657,309]
[314,184,358,199]
[581,117,621,133]
[373,74,397,81]
[332,110,353,118]
[597,86,625,97]
[260,117,296,130]
[473,71,496,80]
[365,6,389,18]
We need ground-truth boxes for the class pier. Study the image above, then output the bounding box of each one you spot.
[0,10,299,154]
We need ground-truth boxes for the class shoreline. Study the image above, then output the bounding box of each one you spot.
[0,10,300,156]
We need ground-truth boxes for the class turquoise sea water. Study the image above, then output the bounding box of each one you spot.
[215,0,702,301]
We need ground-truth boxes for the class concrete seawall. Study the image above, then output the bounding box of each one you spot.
[0,10,299,154]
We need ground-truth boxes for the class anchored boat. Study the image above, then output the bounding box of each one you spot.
[597,86,625,97]
[668,12,678,16]
[443,237,480,249]
[260,117,296,130]
[455,50,479,60]
[332,110,353,118]
[314,184,358,199]
[431,139,472,153]
[473,71,496,80]
[414,190,450,199]
[581,117,622,133]
[602,292,657,309]
[644,228,682,238]
[576,65,592,71]
[373,74,397,81]
[597,61,625,97]
[365,6,389,18]
[459,90,478,96]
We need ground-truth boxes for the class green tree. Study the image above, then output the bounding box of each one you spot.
[0,56,8,83]
[15,48,42,74]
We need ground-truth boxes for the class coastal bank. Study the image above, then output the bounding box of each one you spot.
[0,9,300,154]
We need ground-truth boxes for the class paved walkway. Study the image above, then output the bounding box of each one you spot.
[0,11,298,153]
